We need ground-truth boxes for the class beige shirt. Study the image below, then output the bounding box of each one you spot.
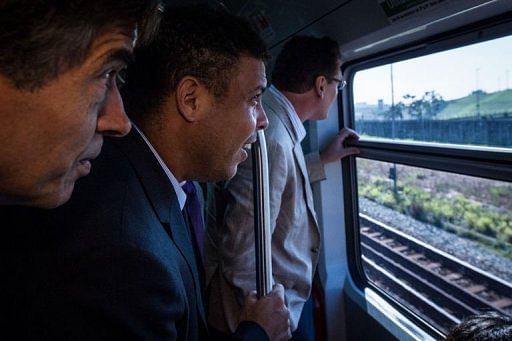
[204,88,325,333]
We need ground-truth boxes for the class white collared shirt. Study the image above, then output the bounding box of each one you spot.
[268,85,306,142]
[133,124,187,210]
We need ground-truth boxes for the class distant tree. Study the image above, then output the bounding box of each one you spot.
[380,102,404,120]
[403,91,445,120]
[423,91,446,119]
[471,89,486,96]
[403,94,422,120]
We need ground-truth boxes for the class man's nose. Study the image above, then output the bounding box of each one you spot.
[96,86,132,137]
[256,106,269,130]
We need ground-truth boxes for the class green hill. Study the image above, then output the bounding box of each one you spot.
[437,89,512,119]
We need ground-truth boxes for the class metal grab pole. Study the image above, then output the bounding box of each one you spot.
[251,129,273,298]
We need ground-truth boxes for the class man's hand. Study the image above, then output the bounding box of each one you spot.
[319,127,360,164]
[239,284,291,340]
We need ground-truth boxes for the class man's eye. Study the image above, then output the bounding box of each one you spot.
[102,69,114,80]
[115,69,127,89]
[101,68,126,89]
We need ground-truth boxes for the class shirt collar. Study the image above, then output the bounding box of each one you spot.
[268,85,307,142]
[133,124,187,210]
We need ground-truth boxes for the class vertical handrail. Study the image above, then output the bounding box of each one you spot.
[251,129,273,297]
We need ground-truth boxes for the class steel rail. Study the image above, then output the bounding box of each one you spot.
[360,214,512,330]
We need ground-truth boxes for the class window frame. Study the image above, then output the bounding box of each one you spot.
[340,11,512,337]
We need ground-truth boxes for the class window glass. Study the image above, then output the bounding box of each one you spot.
[357,158,512,332]
[353,35,512,149]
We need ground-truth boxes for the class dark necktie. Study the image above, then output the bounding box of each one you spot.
[182,181,205,261]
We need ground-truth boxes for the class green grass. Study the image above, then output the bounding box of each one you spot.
[437,89,512,119]
[359,177,512,258]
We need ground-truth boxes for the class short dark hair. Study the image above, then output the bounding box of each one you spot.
[272,35,341,93]
[0,0,161,90]
[445,311,512,341]
[121,5,269,122]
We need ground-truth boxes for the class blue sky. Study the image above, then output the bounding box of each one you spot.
[353,34,512,105]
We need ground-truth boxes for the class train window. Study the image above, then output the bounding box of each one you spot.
[358,159,512,331]
[349,32,512,335]
[353,35,512,149]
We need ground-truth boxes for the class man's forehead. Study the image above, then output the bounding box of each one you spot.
[85,26,136,66]
[226,55,260,74]
[92,26,135,49]
[237,57,266,78]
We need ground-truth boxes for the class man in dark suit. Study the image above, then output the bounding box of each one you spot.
[0,0,160,208]
[3,5,290,340]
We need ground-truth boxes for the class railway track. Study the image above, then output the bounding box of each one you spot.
[359,213,512,332]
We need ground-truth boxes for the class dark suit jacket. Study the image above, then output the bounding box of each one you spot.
[3,130,267,340]
[3,130,207,339]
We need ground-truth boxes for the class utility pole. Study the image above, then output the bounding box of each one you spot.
[390,64,397,135]
[390,64,397,197]
[475,67,481,118]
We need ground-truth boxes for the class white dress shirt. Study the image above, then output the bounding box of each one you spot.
[133,124,187,210]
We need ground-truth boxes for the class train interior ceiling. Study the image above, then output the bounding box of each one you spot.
[175,1,512,340]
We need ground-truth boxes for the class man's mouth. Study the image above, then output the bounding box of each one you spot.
[79,159,92,165]
[77,148,101,173]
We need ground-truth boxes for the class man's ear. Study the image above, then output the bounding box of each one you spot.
[314,75,327,99]
[175,76,209,122]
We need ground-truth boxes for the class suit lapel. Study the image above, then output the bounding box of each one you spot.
[265,91,297,141]
[167,189,207,325]
[266,91,319,226]
[110,130,207,326]
[293,144,319,225]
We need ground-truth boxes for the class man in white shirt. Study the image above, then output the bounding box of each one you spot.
[206,35,359,340]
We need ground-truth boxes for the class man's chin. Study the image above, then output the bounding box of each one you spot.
[18,189,73,209]
[0,175,76,209]
[35,179,76,209]
[41,186,74,209]
[220,163,239,182]
[226,169,237,181]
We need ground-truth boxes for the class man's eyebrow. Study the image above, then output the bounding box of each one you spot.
[99,48,134,68]
[252,85,267,93]
[90,48,134,74]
